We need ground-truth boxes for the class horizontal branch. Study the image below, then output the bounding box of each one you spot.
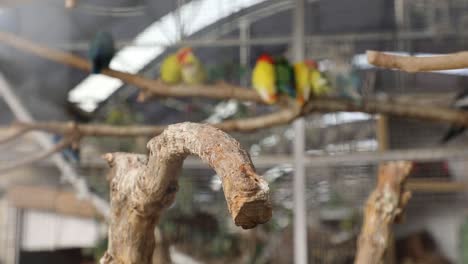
[0,31,263,103]
[367,50,468,72]
[7,106,300,138]
[303,97,468,126]
[3,96,468,139]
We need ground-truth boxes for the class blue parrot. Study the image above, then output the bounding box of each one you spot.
[88,31,115,74]
[337,67,362,103]
[52,134,80,164]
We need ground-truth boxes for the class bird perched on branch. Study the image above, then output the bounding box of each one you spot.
[294,61,312,105]
[160,52,182,84]
[252,54,277,104]
[336,67,362,102]
[52,135,80,164]
[307,60,331,97]
[89,31,115,74]
[177,47,206,85]
[441,89,468,142]
[274,56,296,99]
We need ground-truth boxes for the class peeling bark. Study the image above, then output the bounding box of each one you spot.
[354,161,413,264]
[100,123,271,264]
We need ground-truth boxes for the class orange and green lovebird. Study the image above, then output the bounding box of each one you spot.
[177,47,206,85]
[252,54,277,104]
[160,51,182,84]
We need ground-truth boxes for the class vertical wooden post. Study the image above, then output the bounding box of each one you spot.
[376,115,389,152]
[354,162,412,264]
[375,114,397,264]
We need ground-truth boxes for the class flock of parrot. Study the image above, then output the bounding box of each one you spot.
[84,31,468,143]
[87,31,330,106]
[158,47,330,105]
[160,47,206,85]
[252,54,330,105]
[87,31,468,142]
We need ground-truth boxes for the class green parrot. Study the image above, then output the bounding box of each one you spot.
[274,56,296,98]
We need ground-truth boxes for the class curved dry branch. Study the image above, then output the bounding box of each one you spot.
[0,31,263,103]
[367,50,468,72]
[5,96,468,139]
[100,123,271,264]
[355,161,413,264]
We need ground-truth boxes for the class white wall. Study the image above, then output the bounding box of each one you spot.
[21,209,100,251]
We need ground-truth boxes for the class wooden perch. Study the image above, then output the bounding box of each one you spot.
[100,123,271,264]
[4,106,300,139]
[4,96,468,139]
[303,97,468,126]
[0,31,263,103]
[355,161,413,264]
[367,50,468,72]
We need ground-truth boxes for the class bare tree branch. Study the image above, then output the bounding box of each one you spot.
[3,105,300,138]
[0,126,28,144]
[367,50,468,72]
[355,161,413,264]
[0,136,73,173]
[100,123,271,264]
[3,96,468,139]
[303,97,468,125]
[0,31,263,103]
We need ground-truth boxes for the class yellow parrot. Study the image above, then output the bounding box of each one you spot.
[160,52,182,85]
[177,47,206,85]
[252,54,277,104]
[307,60,330,97]
[294,61,312,105]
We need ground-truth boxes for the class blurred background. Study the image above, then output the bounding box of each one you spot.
[1,0,468,263]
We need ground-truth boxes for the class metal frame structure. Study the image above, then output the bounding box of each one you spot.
[0,74,109,219]
[292,0,307,263]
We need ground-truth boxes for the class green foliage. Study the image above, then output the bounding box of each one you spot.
[82,238,107,262]
[99,103,144,152]
[339,209,361,231]
[105,104,143,125]
[176,176,195,215]
[206,63,248,83]
[460,217,468,263]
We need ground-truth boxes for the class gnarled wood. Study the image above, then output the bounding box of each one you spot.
[354,161,413,264]
[100,123,271,264]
